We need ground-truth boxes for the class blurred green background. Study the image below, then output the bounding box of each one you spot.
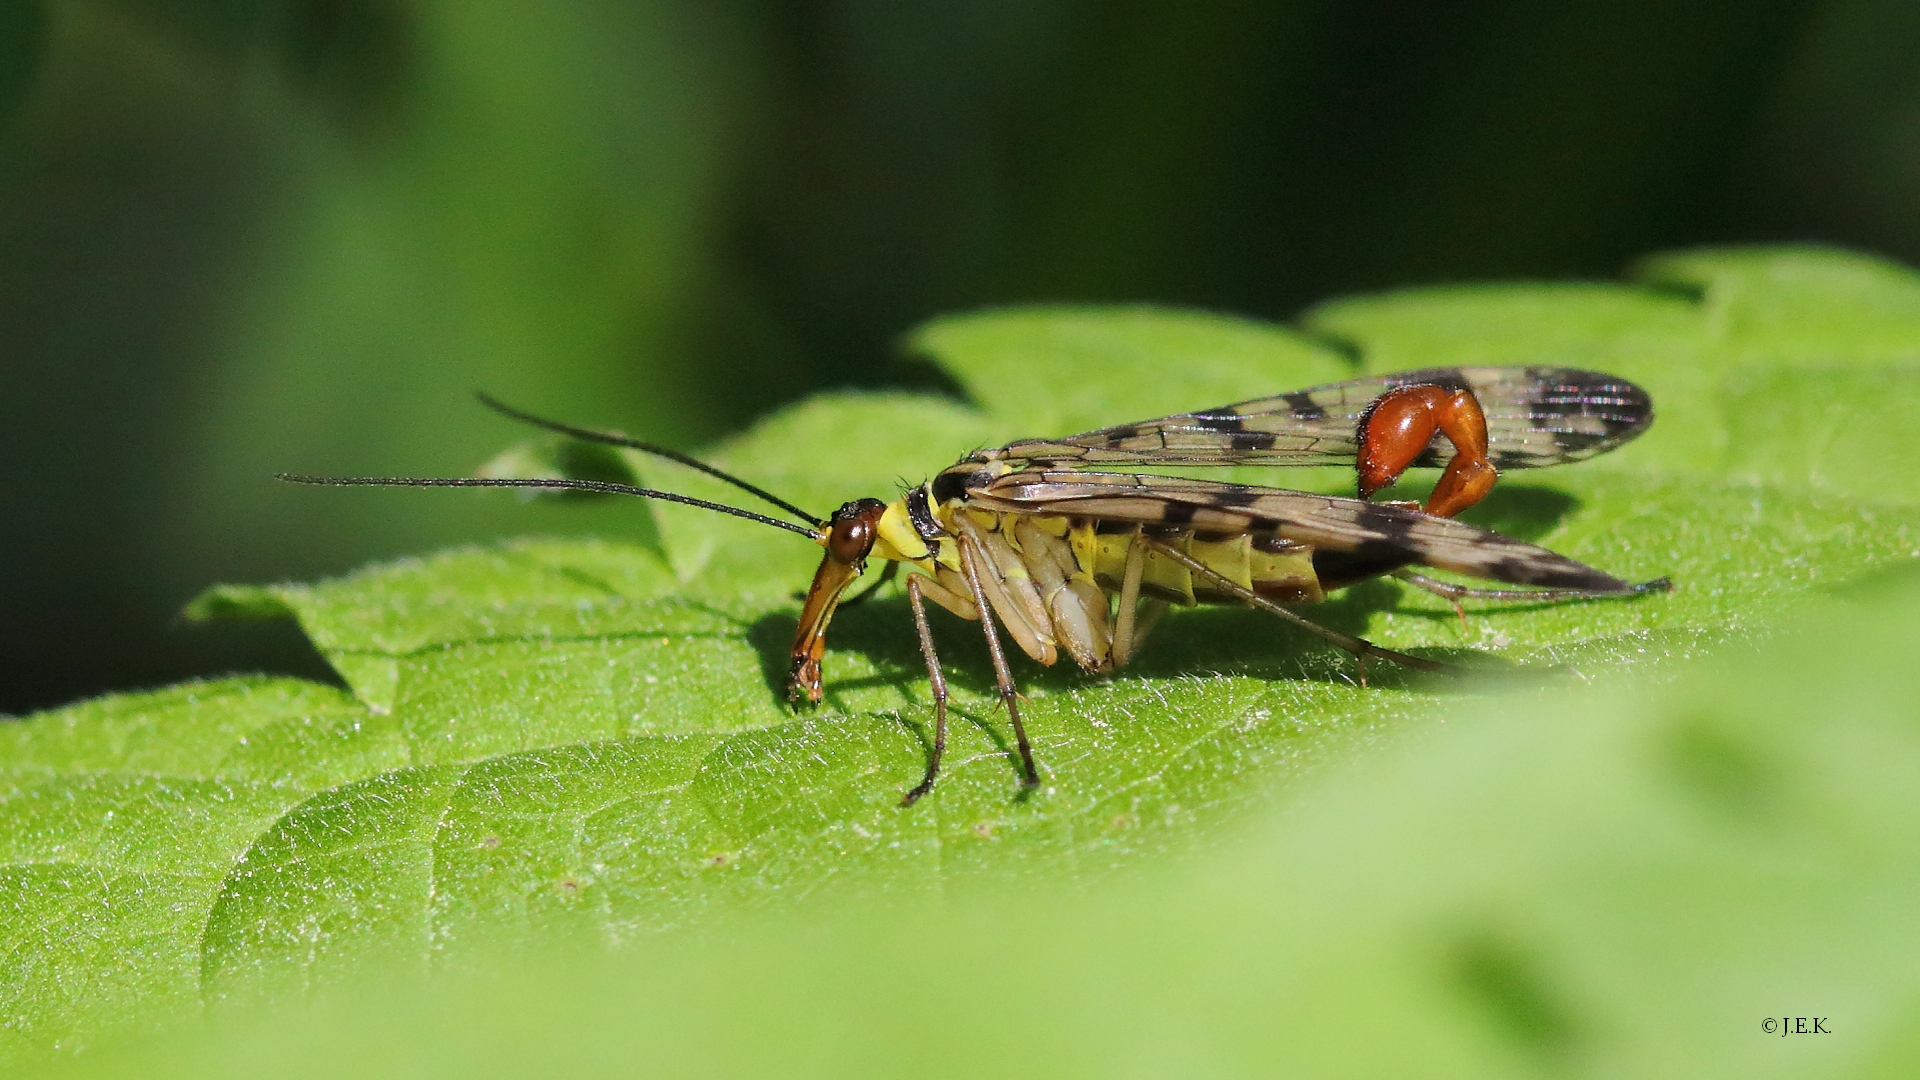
[7,0,1920,713]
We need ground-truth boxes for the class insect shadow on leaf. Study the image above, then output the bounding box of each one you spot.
[747,602,1026,785]
[1454,484,1582,543]
[750,575,1464,707]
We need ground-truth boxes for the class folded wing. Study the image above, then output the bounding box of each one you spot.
[967,470,1641,593]
[986,366,1652,471]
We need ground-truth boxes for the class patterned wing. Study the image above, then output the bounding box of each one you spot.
[984,366,1652,470]
[967,470,1641,593]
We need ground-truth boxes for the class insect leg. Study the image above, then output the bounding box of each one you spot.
[838,560,899,610]
[1013,518,1111,672]
[1110,527,1148,668]
[917,568,981,620]
[958,536,1042,791]
[1396,569,1472,630]
[1147,539,1454,676]
[1131,598,1171,653]
[1394,568,1672,604]
[901,572,950,806]
[949,513,1057,665]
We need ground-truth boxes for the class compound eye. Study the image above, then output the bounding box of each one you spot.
[827,511,877,565]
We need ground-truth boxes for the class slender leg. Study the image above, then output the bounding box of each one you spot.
[901,573,950,805]
[1394,569,1472,630]
[1111,527,1148,668]
[837,560,899,610]
[1129,598,1170,655]
[1393,568,1672,603]
[916,569,980,620]
[1393,568,1673,632]
[1147,539,1455,676]
[957,537,1042,790]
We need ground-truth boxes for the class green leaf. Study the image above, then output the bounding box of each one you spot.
[26,562,1920,1079]
[7,247,1920,1066]
[0,679,400,1057]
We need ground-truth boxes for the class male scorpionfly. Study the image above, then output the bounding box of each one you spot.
[283,367,1667,802]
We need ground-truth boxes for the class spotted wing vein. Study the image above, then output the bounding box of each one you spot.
[987,366,1652,471]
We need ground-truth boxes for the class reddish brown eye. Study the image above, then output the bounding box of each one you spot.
[829,517,872,563]
[825,498,885,565]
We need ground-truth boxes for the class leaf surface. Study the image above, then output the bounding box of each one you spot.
[28,549,1920,1080]
[6,247,1920,1064]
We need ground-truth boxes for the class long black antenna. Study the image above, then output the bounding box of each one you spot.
[276,474,824,540]
[475,391,821,528]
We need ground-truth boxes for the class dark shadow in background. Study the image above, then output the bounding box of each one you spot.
[11,0,1915,712]
[0,1,420,713]
[716,0,1825,410]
